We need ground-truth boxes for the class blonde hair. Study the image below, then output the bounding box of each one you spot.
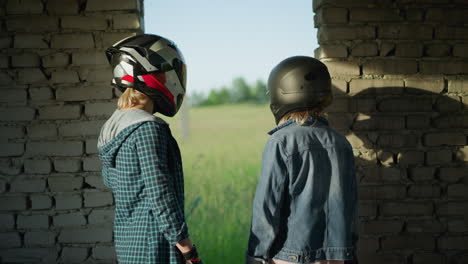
[279,94,333,125]
[117,88,147,109]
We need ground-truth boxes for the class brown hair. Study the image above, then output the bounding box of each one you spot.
[279,94,333,125]
[117,88,147,109]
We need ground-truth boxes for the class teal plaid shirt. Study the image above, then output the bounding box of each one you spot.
[99,121,188,264]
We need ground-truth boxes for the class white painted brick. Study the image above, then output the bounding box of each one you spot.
[24,231,55,246]
[24,159,52,174]
[72,50,108,66]
[454,44,468,58]
[11,53,40,67]
[113,13,140,29]
[6,0,43,15]
[0,179,6,193]
[0,107,35,121]
[0,196,27,210]
[405,78,445,93]
[29,87,54,102]
[51,34,94,49]
[56,84,113,101]
[26,141,83,157]
[0,214,15,229]
[0,71,14,85]
[85,175,107,189]
[41,52,69,68]
[323,61,360,76]
[424,132,466,146]
[48,176,83,192]
[0,248,58,263]
[93,245,116,260]
[0,159,22,176]
[88,209,114,225]
[53,212,86,227]
[85,102,116,117]
[6,17,58,32]
[17,215,49,229]
[83,156,102,171]
[79,66,112,82]
[363,60,418,75]
[0,232,21,248]
[14,34,48,49]
[54,194,82,210]
[426,44,451,57]
[0,37,13,48]
[420,60,468,75]
[0,89,27,105]
[17,68,47,84]
[84,191,113,207]
[0,56,9,68]
[47,0,79,14]
[86,0,138,11]
[86,139,99,154]
[0,126,24,140]
[448,79,468,93]
[54,159,81,172]
[59,120,105,137]
[30,194,52,210]
[62,16,108,30]
[38,105,81,120]
[27,124,57,139]
[61,247,89,262]
[456,146,468,162]
[10,178,46,193]
[351,42,378,57]
[0,143,24,157]
[350,79,404,95]
[427,149,453,165]
[50,69,80,84]
[380,24,433,40]
[101,32,136,48]
[58,227,113,243]
[318,26,375,42]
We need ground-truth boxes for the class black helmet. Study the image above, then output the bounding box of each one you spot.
[268,56,332,124]
[106,34,187,117]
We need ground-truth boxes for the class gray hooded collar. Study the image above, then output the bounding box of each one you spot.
[97,109,167,148]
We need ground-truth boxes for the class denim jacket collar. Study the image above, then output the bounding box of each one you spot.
[268,116,329,135]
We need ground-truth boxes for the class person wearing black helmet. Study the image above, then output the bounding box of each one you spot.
[246,56,358,264]
[97,34,203,264]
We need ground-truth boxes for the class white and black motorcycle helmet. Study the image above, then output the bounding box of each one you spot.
[106,34,187,117]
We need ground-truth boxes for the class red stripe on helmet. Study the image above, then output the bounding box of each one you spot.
[140,74,175,106]
[122,75,134,83]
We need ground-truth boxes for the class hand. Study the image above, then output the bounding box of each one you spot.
[182,244,203,264]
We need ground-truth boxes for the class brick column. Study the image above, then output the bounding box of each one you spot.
[314,1,468,263]
[0,0,143,263]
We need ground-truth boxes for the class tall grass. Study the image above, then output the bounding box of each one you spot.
[162,104,274,264]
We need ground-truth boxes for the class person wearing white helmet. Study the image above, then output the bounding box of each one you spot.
[246,56,358,264]
[98,34,203,264]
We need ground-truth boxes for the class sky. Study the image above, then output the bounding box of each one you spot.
[144,0,318,95]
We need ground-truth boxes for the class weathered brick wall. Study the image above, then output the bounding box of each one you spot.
[314,0,468,263]
[0,0,143,263]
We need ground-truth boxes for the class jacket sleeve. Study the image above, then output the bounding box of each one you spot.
[247,138,288,260]
[135,122,189,245]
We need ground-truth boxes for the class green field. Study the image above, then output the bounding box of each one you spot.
[162,104,274,264]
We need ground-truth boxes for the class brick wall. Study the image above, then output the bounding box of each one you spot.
[314,0,468,263]
[0,0,143,263]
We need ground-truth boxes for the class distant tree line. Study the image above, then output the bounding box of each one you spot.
[190,77,269,106]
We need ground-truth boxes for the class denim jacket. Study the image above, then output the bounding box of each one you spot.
[247,116,358,263]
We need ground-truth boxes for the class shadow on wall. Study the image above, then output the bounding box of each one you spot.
[327,85,468,263]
